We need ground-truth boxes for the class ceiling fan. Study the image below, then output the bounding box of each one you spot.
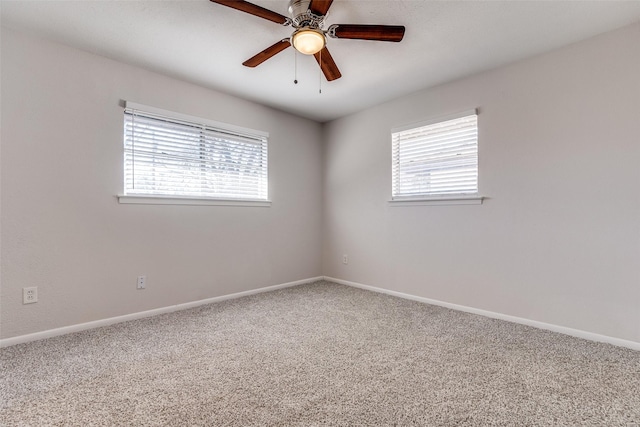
[210,0,406,81]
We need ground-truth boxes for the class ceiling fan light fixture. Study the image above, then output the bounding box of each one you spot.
[292,28,325,55]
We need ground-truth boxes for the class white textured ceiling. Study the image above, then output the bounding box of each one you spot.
[2,1,640,122]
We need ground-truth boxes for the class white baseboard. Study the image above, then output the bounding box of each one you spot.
[324,276,640,351]
[0,276,324,348]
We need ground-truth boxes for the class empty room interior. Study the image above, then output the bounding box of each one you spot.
[1,0,640,425]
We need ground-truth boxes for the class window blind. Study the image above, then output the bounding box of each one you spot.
[124,108,268,200]
[392,113,478,198]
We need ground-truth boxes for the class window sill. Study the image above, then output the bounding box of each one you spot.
[117,195,271,207]
[389,195,485,206]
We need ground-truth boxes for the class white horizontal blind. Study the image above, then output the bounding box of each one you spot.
[124,108,268,200]
[392,113,478,198]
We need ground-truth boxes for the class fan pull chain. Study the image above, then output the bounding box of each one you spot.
[318,49,322,94]
[294,49,298,84]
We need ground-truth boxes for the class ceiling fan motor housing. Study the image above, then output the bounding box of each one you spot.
[288,0,325,29]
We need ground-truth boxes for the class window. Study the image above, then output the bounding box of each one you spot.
[391,110,478,200]
[123,102,268,202]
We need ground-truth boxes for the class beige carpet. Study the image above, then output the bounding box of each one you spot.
[1,280,639,426]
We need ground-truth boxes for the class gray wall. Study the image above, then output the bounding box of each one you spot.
[0,29,324,339]
[322,24,640,343]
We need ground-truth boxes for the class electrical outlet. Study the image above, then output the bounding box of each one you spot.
[23,287,38,304]
[137,276,146,290]
[343,254,348,265]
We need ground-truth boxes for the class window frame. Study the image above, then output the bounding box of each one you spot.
[118,102,270,207]
[389,109,484,206]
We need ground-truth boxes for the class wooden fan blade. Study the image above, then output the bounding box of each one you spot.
[331,24,405,42]
[210,0,289,25]
[313,47,342,81]
[309,0,333,16]
[243,39,291,67]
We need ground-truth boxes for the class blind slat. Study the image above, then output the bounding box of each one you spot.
[125,152,266,171]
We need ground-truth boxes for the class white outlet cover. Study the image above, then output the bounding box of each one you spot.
[23,287,38,304]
